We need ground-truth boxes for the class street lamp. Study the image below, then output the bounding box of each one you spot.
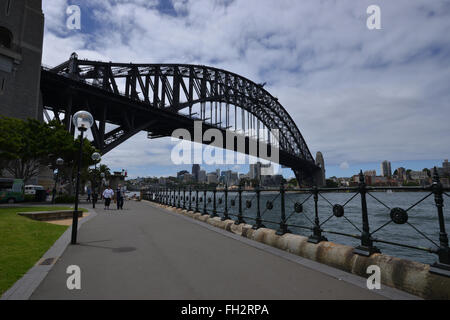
[71,110,94,245]
[51,157,64,204]
[91,152,101,209]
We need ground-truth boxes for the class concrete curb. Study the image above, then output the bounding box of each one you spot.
[1,209,98,300]
[148,202,450,300]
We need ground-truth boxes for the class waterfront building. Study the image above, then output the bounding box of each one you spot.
[364,170,376,177]
[198,170,207,183]
[409,171,429,180]
[381,161,392,178]
[192,164,200,182]
[207,173,218,184]
[183,173,193,183]
[177,170,189,181]
[249,162,272,183]
[443,160,449,175]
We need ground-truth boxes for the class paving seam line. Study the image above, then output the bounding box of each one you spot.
[1,208,98,300]
[143,201,421,300]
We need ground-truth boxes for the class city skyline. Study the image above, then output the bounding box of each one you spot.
[121,157,448,181]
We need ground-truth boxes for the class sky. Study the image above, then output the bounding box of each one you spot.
[41,0,450,179]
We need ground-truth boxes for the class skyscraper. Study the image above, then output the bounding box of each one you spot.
[381,161,392,178]
[192,164,200,182]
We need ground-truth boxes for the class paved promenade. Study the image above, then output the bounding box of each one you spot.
[30,201,405,299]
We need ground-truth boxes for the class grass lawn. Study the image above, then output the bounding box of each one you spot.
[0,206,87,296]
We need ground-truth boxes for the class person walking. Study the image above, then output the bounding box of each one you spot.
[116,184,124,210]
[87,186,91,202]
[102,186,114,210]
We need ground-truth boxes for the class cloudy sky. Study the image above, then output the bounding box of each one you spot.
[41,0,450,179]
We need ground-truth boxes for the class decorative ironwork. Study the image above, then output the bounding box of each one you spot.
[333,204,344,217]
[142,167,450,277]
[294,202,303,213]
[390,208,408,224]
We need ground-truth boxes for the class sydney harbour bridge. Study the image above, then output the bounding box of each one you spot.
[40,53,323,185]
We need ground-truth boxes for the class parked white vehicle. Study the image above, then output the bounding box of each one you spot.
[24,185,44,195]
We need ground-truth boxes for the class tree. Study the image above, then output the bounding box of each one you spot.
[239,177,250,187]
[84,163,111,195]
[326,179,339,188]
[250,178,260,187]
[0,117,99,192]
[0,117,53,181]
[422,168,431,177]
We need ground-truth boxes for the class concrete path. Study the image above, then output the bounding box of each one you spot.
[31,201,397,300]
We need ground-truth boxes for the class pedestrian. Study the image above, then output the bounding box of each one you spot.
[102,186,114,210]
[87,186,91,202]
[116,184,124,210]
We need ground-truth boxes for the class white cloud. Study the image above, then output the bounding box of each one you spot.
[340,161,350,170]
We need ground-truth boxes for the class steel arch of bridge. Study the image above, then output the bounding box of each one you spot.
[43,54,321,185]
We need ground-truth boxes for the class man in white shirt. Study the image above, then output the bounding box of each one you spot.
[102,187,114,210]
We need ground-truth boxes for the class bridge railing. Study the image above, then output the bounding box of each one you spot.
[142,169,450,277]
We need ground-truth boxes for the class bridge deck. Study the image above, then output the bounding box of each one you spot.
[31,201,398,299]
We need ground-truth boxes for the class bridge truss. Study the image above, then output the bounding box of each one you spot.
[41,53,321,185]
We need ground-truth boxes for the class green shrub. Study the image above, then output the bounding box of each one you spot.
[54,195,76,204]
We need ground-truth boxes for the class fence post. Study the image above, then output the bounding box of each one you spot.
[222,184,230,221]
[430,167,450,277]
[276,182,290,235]
[196,188,199,212]
[177,187,181,208]
[182,187,186,210]
[188,187,192,211]
[354,170,380,256]
[235,184,245,224]
[253,185,264,229]
[308,186,327,243]
[210,189,218,218]
[203,189,208,215]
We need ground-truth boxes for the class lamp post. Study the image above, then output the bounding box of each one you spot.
[91,152,101,209]
[71,110,94,245]
[51,157,64,204]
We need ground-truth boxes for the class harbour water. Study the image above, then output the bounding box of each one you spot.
[186,191,449,265]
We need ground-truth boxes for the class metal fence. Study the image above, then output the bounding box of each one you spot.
[142,170,450,277]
